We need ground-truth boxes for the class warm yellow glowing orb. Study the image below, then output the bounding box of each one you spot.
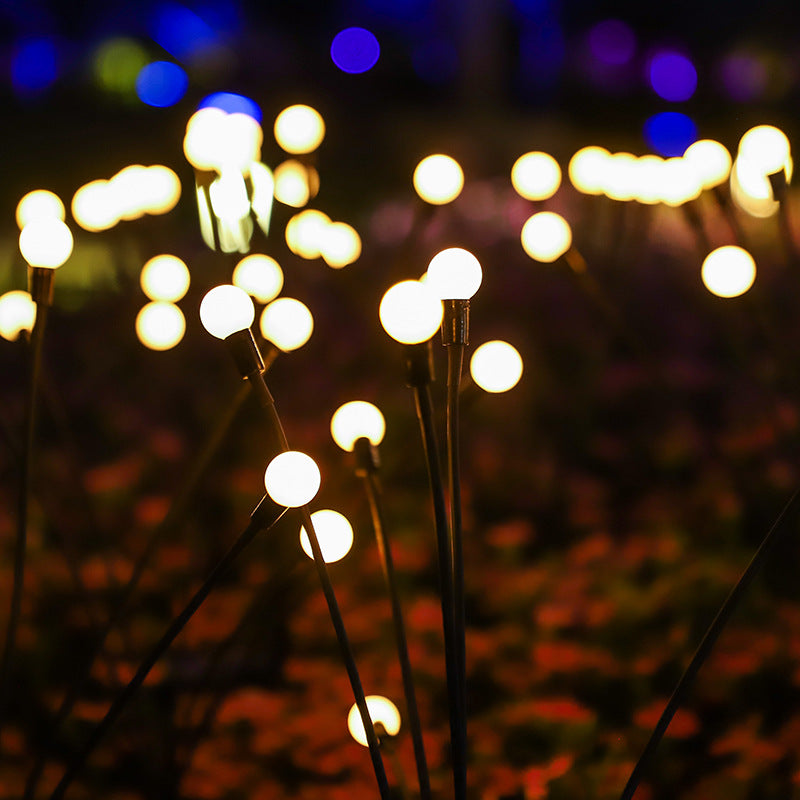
[16,190,65,230]
[273,160,318,207]
[520,212,572,263]
[72,180,119,232]
[701,245,756,298]
[632,155,665,205]
[658,157,702,207]
[330,401,386,451]
[379,280,444,345]
[300,509,354,563]
[0,291,37,341]
[199,284,255,339]
[222,112,263,172]
[511,152,562,201]
[285,209,331,259]
[602,152,638,202]
[183,107,229,171]
[140,255,190,302]
[738,124,792,176]
[135,302,186,351]
[273,105,326,154]
[19,218,74,269]
[413,154,464,204]
[425,247,482,299]
[320,222,362,268]
[259,297,314,352]
[730,156,779,218]
[683,140,732,189]
[264,451,321,507]
[209,171,250,220]
[568,146,610,195]
[144,165,182,214]
[470,341,523,393]
[347,696,401,747]
[109,164,151,221]
[232,254,284,304]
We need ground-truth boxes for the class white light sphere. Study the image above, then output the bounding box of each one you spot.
[602,152,638,202]
[348,696,401,747]
[136,302,186,351]
[701,246,756,298]
[140,255,190,302]
[285,209,331,259]
[273,105,325,154]
[199,284,255,339]
[72,180,119,232]
[658,157,702,207]
[425,247,482,300]
[470,341,523,393]
[520,212,572,263]
[16,190,65,230]
[320,222,362,268]
[264,451,321,507]
[259,297,313,352]
[232,254,284,304]
[738,125,792,176]
[568,146,611,195]
[631,155,665,205]
[0,290,37,341]
[109,164,151,221]
[299,509,354,563]
[209,171,250,220]
[683,139,732,189]
[511,151,561,201]
[379,280,444,344]
[19,218,74,269]
[183,107,229,171]
[273,160,318,207]
[413,154,464,205]
[221,112,263,172]
[144,165,182,214]
[730,156,779,218]
[330,401,386,451]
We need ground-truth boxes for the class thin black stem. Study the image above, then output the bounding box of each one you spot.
[361,468,432,800]
[619,488,800,800]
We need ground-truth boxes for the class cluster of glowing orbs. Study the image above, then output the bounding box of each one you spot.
[140,255,190,302]
[285,209,332,259]
[470,341,523,393]
[511,152,561,201]
[232,254,283,304]
[184,107,263,172]
[601,152,638,202]
[379,280,444,345]
[347,696,401,746]
[413,154,464,205]
[264,451,321,508]
[16,190,65,229]
[320,222,362,268]
[259,298,313,352]
[273,160,319,207]
[425,247,482,300]
[683,140,732,189]
[658,157,703,207]
[520,212,572,263]
[273,105,325,155]
[136,302,186,350]
[331,401,386,452]
[19,218,74,268]
[568,146,611,195]
[72,180,118,232]
[299,510,354,563]
[701,246,756,298]
[199,284,255,339]
[0,291,37,341]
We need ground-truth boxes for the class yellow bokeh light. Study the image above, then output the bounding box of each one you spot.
[72,180,119,232]
[683,140,732,189]
[0,290,37,341]
[259,297,313,352]
[285,209,331,259]
[93,37,148,96]
[140,255,191,302]
[738,125,791,176]
[273,105,326,154]
[109,164,151,221]
[320,222,361,268]
[144,166,182,215]
[511,152,562,201]
[701,245,756,298]
[413,154,464,205]
[19,218,74,269]
[730,155,779,218]
[135,302,186,351]
[183,107,229,171]
[470,341,523,393]
[347,696,401,746]
[263,451,321,507]
[16,190,65,230]
[520,212,572,263]
[299,510,354,563]
[602,152,638,202]
[568,146,610,195]
[658,157,702,207]
[632,155,665,205]
[330,401,386,451]
[232,254,284,304]
[273,160,319,207]
[379,280,443,345]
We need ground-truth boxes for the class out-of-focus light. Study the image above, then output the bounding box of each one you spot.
[683,140,732,189]
[150,2,220,62]
[285,209,331,259]
[348,696,401,746]
[16,190,65,230]
[184,107,230,171]
[425,247,482,300]
[413,154,464,204]
[136,61,188,107]
[738,125,792,176]
[511,152,561,201]
[568,146,610,195]
[198,92,262,123]
[209,171,250,220]
[520,212,572,262]
[144,165,182,214]
[0,291,37,341]
[72,180,118,232]
[331,401,386,451]
[701,246,756,298]
[264,451,321,508]
[199,284,255,339]
[19,219,73,269]
[643,112,697,158]
[299,510,354,563]
[470,341,523,393]
[649,51,697,102]
[11,37,59,95]
[602,152,638,202]
[109,165,151,221]
[249,161,275,236]
[631,155,665,204]
[658,157,702,207]
[588,19,636,66]
[93,37,149,97]
[273,105,325,155]
[331,27,380,74]
[379,280,444,344]
[718,52,768,103]
[259,298,313,352]
[136,301,186,350]
[320,222,362,268]
[232,254,283,304]
[273,160,318,207]
[730,156,779,218]
[140,255,190,302]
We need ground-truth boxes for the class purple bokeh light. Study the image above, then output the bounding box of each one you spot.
[588,19,636,66]
[331,27,380,74]
[649,51,697,102]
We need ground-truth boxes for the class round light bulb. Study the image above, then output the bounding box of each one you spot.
[144,165,182,214]
[135,302,186,350]
[658,157,702,207]
[511,152,562,201]
[347,696,401,747]
[264,451,321,507]
[470,341,523,393]
[602,152,638,202]
[16,190,65,230]
[568,146,611,195]
[0,290,37,341]
[683,139,732,189]
[273,105,326,155]
[730,155,779,218]
[299,509,354,563]
[631,155,665,204]
[425,247,482,300]
[221,112,263,172]
[183,107,229,171]
[738,125,791,176]
[199,284,255,339]
[701,245,756,298]
[72,180,119,232]
[232,254,284,304]
[140,255,190,302]
[520,212,572,263]
[19,218,74,269]
[379,280,444,345]
[413,154,464,205]
[273,159,318,207]
[259,297,313,352]
[320,221,362,268]
[109,164,151,221]
[330,401,386,451]
[285,209,331,259]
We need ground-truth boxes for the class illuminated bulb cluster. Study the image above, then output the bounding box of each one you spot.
[16,190,65,230]
[135,255,191,351]
[285,209,362,268]
[511,151,561,201]
[0,290,37,341]
[71,165,181,232]
[347,696,401,746]
[273,159,320,208]
[730,125,792,218]
[413,154,464,205]
[379,280,443,344]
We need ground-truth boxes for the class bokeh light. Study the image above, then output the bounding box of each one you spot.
[568,146,610,195]
[379,280,443,344]
[264,451,321,508]
[331,27,381,74]
[683,140,732,189]
[413,154,464,204]
[0,291,37,341]
[331,401,386,451]
[588,19,636,66]
[260,298,314,352]
[199,284,255,339]
[520,212,572,262]
[140,255,191,302]
[72,180,118,232]
[738,125,792,176]
[198,92,263,123]
[19,219,73,269]
[320,222,362,268]
[643,112,698,158]
[285,209,331,259]
[232,254,284,304]
[150,1,221,62]
[511,152,561,201]
[11,37,59,96]
[425,248,482,300]
[16,190,65,230]
[93,37,149,97]
[470,341,523,393]
[136,61,188,107]
[701,246,756,298]
[135,302,186,350]
[273,160,318,207]
[273,105,326,155]
[300,510,354,563]
[648,51,697,102]
[348,696,401,746]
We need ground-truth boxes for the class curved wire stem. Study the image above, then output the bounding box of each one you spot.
[619,487,800,800]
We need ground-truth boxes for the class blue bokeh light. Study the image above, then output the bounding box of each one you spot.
[331,27,380,74]
[150,2,220,61]
[136,61,189,107]
[588,19,636,66]
[198,92,262,123]
[643,112,698,157]
[649,51,698,102]
[11,37,59,95]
